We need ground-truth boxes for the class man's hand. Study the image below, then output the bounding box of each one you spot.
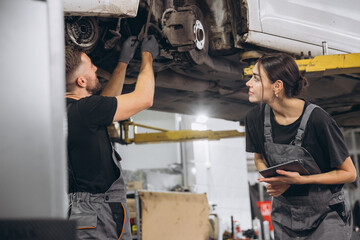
[141,35,159,60]
[118,36,140,64]
[265,183,290,197]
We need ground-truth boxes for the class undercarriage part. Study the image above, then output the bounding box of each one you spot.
[332,107,360,127]
[193,20,205,50]
[228,0,249,49]
[186,5,208,65]
[97,68,137,85]
[156,69,249,101]
[138,0,154,41]
[156,69,216,92]
[164,0,174,10]
[240,51,263,65]
[162,8,197,47]
[104,18,122,50]
[65,17,99,52]
[97,66,246,102]
[204,55,244,76]
[207,0,233,53]
[162,5,208,64]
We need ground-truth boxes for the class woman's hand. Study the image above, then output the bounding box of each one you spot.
[258,157,357,188]
[265,182,290,197]
[258,169,305,185]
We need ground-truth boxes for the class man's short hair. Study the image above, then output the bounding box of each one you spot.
[65,45,82,90]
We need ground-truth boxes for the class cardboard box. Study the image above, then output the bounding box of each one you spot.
[140,191,209,240]
[127,198,137,219]
[127,181,143,191]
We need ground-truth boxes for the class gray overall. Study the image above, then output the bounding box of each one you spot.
[263,104,352,240]
[68,147,132,240]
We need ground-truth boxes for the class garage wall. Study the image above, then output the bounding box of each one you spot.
[117,110,181,170]
[182,115,252,238]
[120,110,252,238]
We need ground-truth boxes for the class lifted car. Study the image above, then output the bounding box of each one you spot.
[64,0,360,127]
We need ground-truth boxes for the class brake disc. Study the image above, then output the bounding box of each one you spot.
[186,5,208,65]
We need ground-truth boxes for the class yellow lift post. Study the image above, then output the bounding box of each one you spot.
[243,53,360,77]
[108,120,245,144]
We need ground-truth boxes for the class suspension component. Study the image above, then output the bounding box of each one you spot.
[162,5,208,65]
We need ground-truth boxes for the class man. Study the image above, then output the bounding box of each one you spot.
[65,35,159,240]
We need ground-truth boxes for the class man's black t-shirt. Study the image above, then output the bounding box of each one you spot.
[245,100,349,192]
[67,95,120,194]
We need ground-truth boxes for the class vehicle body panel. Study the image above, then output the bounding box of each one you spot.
[64,0,140,17]
[254,0,360,56]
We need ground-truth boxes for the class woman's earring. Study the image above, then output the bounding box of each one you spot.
[275,93,278,97]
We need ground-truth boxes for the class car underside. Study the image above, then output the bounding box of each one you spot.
[64,0,360,127]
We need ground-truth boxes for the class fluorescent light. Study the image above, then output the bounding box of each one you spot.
[196,114,208,123]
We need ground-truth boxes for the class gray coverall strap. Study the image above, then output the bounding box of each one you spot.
[293,103,318,146]
[264,104,273,143]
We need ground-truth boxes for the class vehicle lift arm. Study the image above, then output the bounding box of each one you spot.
[108,120,245,144]
[243,53,360,77]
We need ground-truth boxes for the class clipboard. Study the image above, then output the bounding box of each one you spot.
[259,160,310,178]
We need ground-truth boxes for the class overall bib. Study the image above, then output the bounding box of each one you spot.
[263,104,352,240]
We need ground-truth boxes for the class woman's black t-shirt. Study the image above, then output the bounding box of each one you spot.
[67,95,120,194]
[245,100,349,193]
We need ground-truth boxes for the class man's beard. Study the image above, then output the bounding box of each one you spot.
[86,78,102,95]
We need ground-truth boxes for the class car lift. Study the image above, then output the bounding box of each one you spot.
[108,120,245,144]
[243,52,360,77]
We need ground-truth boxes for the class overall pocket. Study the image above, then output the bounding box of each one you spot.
[290,205,326,231]
[108,202,126,239]
[270,199,292,229]
[69,201,98,239]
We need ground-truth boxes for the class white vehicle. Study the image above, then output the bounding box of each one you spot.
[64,0,360,127]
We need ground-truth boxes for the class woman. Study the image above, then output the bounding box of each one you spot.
[245,53,357,239]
